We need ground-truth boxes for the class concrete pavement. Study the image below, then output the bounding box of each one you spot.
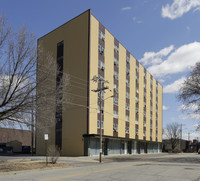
[0,153,200,180]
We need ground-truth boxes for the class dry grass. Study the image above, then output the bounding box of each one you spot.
[0,160,70,173]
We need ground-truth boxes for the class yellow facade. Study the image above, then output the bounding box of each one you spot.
[104,29,114,136]
[36,10,90,156]
[36,9,163,156]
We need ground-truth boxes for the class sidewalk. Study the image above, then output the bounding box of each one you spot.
[0,153,168,166]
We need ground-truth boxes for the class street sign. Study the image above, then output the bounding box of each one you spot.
[44,134,48,140]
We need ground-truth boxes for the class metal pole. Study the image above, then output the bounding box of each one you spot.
[99,79,102,163]
[31,96,34,156]
[180,123,182,152]
[46,140,48,166]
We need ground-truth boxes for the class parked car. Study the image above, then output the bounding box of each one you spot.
[198,149,200,154]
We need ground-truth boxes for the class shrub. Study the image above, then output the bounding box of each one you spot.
[47,145,60,164]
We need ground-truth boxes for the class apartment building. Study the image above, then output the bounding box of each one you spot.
[36,9,163,156]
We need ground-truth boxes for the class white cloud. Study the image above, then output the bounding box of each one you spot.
[121,6,132,11]
[162,0,200,20]
[158,79,165,83]
[188,113,200,120]
[163,105,168,110]
[180,113,200,120]
[140,45,174,66]
[194,6,200,12]
[163,77,186,94]
[179,103,199,111]
[186,26,190,31]
[132,17,143,24]
[147,42,200,78]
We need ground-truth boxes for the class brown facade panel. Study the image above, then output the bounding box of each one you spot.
[113,132,118,137]
[113,118,118,124]
[97,129,104,135]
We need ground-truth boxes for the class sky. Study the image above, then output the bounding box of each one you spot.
[1,0,200,140]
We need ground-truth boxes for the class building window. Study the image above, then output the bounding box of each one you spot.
[125,126,129,134]
[98,60,105,71]
[97,120,104,129]
[126,69,130,75]
[126,79,130,87]
[113,97,118,106]
[114,84,118,93]
[114,71,118,80]
[150,123,152,129]
[114,44,119,54]
[114,110,118,118]
[126,56,130,64]
[143,131,146,137]
[98,74,104,81]
[143,121,146,127]
[98,91,104,99]
[126,103,130,111]
[150,132,152,137]
[99,30,105,41]
[98,105,104,112]
[136,107,139,114]
[144,111,146,117]
[136,128,138,136]
[135,97,139,104]
[136,64,139,72]
[136,117,139,124]
[136,77,139,84]
[114,58,118,66]
[144,71,146,78]
[126,114,129,122]
[126,92,130,99]
[113,123,118,132]
[136,87,139,94]
[98,44,104,55]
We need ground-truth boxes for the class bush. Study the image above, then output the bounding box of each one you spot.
[47,145,60,164]
[173,149,182,153]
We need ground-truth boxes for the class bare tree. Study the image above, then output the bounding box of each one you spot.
[0,15,69,130]
[178,62,200,113]
[165,122,180,151]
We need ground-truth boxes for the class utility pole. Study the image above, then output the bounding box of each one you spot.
[188,132,190,141]
[92,76,109,163]
[31,105,34,156]
[180,123,182,151]
[31,95,34,156]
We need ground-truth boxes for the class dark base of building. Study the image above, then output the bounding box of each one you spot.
[83,134,162,156]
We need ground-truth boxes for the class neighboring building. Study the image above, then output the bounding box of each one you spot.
[7,140,22,153]
[0,127,33,153]
[36,9,163,156]
[188,140,200,152]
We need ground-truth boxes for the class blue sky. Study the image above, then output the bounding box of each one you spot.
[1,0,200,140]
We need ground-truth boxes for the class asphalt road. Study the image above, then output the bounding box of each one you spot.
[0,153,200,181]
